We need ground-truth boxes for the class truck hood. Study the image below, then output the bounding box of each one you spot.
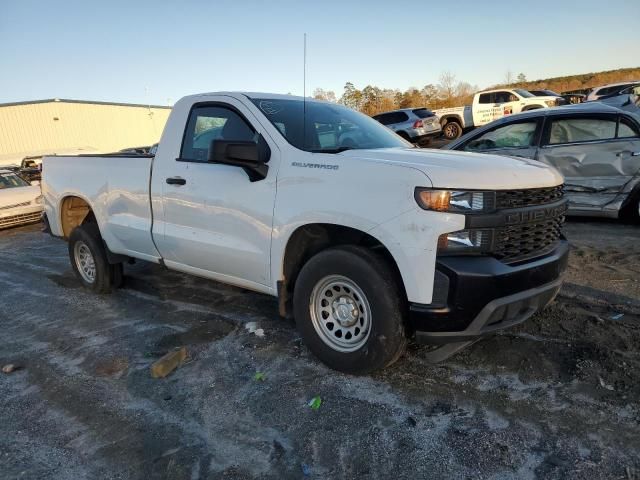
[341,148,563,190]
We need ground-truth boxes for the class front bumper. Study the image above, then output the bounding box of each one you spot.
[0,205,44,230]
[411,239,569,344]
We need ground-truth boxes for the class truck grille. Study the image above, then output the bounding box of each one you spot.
[496,185,564,209]
[493,213,564,263]
[0,212,42,229]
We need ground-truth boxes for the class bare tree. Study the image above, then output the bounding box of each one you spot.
[504,70,515,86]
[438,71,457,104]
[313,88,337,102]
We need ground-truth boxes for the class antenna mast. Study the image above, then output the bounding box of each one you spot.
[303,33,307,149]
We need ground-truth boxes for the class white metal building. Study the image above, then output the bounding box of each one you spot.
[0,98,172,164]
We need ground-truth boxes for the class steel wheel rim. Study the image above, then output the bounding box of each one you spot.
[309,275,371,353]
[445,124,457,138]
[74,241,96,283]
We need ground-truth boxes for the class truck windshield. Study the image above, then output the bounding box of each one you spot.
[249,97,410,152]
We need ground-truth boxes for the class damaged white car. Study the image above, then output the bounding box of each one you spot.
[445,104,640,220]
[0,170,44,229]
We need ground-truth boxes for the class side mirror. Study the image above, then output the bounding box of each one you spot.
[208,134,271,182]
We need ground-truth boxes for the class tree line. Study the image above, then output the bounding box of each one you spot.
[313,67,640,116]
[313,72,477,116]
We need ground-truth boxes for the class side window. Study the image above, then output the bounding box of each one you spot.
[494,91,512,103]
[618,118,640,139]
[548,117,617,145]
[180,105,255,161]
[463,121,538,151]
[478,93,492,104]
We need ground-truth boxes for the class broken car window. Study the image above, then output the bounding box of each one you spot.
[464,122,537,151]
[548,118,617,145]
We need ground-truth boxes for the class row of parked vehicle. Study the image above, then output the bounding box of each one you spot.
[375,81,640,142]
[369,81,640,220]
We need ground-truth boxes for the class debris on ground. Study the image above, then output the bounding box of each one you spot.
[301,463,311,476]
[2,364,19,374]
[254,372,265,381]
[95,357,129,378]
[308,396,322,410]
[598,376,615,391]
[245,322,265,337]
[150,347,187,378]
[610,313,625,320]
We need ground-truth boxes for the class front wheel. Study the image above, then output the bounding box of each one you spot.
[293,246,407,374]
[68,223,122,293]
[442,121,462,140]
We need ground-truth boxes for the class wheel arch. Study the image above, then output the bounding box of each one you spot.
[58,194,97,239]
[439,114,462,127]
[277,223,408,318]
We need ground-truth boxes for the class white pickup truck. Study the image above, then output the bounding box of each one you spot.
[435,88,560,140]
[42,92,569,373]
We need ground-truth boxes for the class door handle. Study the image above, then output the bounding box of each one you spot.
[166,176,186,185]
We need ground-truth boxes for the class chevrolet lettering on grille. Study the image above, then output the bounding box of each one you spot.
[504,202,568,226]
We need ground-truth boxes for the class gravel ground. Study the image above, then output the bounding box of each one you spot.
[1,220,639,480]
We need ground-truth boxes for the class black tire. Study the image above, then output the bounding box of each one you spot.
[620,192,640,224]
[68,223,121,293]
[442,121,462,140]
[293,245,407,374]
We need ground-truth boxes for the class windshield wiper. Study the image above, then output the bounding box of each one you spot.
[310,146,353,154]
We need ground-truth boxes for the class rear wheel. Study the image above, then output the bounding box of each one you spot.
[68,223,122,293]
[442,121,462,140]
[293,246,407,374]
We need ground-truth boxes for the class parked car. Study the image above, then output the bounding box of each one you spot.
[528,89,585,105]
[372,108,441,145]
[599,85,640,113]
[434,88,559,140]
[43,92,568,373]
[118,145,153,155]
[444,103,640,220]
[19,156,43,183]
[0,170,44,229]
[529,89,567,104]
[586,81,640,102]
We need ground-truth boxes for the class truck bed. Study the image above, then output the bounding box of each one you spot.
[42,154,160,262]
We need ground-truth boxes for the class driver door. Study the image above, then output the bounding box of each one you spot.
[153,98,279,290]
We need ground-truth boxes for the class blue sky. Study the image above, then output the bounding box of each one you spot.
[1,0,638,105]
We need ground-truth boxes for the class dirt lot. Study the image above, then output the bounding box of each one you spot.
[1,220,639,480]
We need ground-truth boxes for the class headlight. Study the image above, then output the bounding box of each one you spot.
[415,188,494,214]
[34,195,44,205]
[438,229,492,253]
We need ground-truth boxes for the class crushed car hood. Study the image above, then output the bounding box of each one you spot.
[341,148,564,190]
